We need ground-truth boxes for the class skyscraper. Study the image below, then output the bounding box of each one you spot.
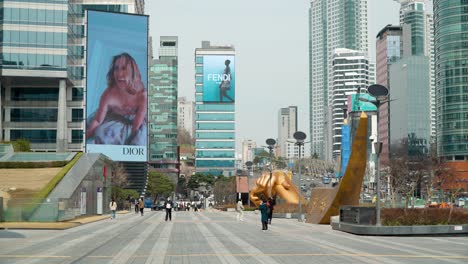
[277,106,297,159]
[376,25,403,167]
[309,0,368,161]
[148,36,178,175]
[194,41,236,176]
[0,0,144,152]
[434,0,468,160]
[331,48,370,159]
[241,140,257,167]
[399,0,435,139]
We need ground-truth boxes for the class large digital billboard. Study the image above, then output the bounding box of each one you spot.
[86,10,148,162]
[203,55,235,103]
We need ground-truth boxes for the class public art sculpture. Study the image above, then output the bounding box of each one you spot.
[306,111,369,224]
[249,170,303,206]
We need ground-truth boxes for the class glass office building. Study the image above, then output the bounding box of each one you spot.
[148,36,178,174]
[434,0,468,160]
[0,0,144,151]
[194,41,236,176]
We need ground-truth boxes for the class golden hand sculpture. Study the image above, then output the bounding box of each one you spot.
[249,170,302,206]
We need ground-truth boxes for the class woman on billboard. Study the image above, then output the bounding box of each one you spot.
[219,59,234,102]
[86,52,147,145]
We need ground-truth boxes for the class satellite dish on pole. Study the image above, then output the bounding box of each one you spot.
[245,161,253,167]
[368,84,388,100]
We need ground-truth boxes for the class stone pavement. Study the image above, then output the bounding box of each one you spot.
[0,209,467,264]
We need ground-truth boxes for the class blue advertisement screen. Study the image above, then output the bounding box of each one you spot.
[86,11,148,162]
[203,55,235,103]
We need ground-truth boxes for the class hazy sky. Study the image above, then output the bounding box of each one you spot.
[146,0,401,155]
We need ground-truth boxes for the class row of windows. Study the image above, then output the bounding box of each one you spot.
[11,87,83,101]
[196,141,235,149]
[0,8,67,25]
[197,113,234,121]
[68,46,84,59]
[1,30,67,47]
[196,151,235,158]
[1,53,66,69]
[196,132,235,139]
[196,104,235,111]
[8,108,83,122]
[195,160,235,168]
[10,129,83,144]
[196,122,234,130]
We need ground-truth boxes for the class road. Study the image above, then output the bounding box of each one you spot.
[0,209,467,264]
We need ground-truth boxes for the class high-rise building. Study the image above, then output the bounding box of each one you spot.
[309,0,368,161]
[178,97,195,138]
[399,0,435,139]
[389,56,431,157]
[277,106,297,159]
[148,36,178,174]
[241,140,257,167]
[376,25,403,167]
[0,0,143,152]
[331,48,370,159]
[434,0,468,161]
[194,41,236,176]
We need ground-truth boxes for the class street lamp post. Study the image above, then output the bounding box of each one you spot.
[266,138,276,198]
[245,161,253,207]
[360,84,389,226]
[293,131,307,222]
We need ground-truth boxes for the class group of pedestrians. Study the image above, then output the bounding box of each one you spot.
[132,198,144,216]
[236,196,276,232]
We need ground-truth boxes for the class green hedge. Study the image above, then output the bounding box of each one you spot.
[0,161,68,168]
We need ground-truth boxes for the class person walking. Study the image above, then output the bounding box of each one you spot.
[236,200,244,221]
[267,197,275,224]
[109,199,117,219]
[134,199,139,214]
[138,198,144,216]
[259,200,268,231]
[164,198,172,221]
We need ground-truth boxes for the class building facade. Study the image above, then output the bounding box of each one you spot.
[434,0,468,160]
[148,36,178,174]
[389,56,431,157]
[0,0,143,152]
[194,41,236,176]
[178,97,195,138]
[277,106,297,159]
[331,48,370,159]
[241,139,256,167]
[399,0,435,139]
[309,0,368,161]
[375,25,402,167]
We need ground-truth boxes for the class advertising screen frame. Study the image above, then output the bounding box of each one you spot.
[202,55,235,103]
[85,10,149,162]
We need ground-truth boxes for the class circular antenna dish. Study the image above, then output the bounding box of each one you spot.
[266,138,276,146]
[245,161,253,167]
[293,131,307,141]
[368,84,388,98]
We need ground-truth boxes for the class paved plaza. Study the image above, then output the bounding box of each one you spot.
[0,209,467,264]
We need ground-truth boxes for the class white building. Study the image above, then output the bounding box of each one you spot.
[241,140,257,167]
[177,97,195,138]
[331,48,370,159]
[309,0,368,161]
[277,106,297,159]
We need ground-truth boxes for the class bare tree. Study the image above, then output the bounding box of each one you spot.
[111,163,128,188]
[178,128,194,145]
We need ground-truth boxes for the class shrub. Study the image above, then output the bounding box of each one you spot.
[0,161,67,168]
[381,208,468,226]
[11,139,31,152]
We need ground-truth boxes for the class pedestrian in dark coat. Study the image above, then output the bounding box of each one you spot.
[259,200,268,231]
[164,198,172,221]
[267,197,275,224]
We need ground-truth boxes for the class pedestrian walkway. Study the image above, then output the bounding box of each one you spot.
[0,209,467,263]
